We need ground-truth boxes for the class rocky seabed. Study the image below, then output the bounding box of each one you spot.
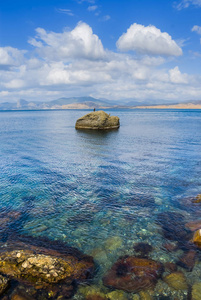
[1,195,201,299]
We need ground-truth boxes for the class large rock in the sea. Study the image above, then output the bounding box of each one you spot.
[103,256,163,292]
[75,111,120,130]
[0,249,94,288]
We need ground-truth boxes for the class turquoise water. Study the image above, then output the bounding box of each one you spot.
[0,109,201,299]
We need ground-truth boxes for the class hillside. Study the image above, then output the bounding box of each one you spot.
[0,97,201,110]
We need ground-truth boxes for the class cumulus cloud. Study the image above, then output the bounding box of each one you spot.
[28,22,106,60]
[116,23,183,56]
[1,22,201,103]
[169,66,188,84]
[0,47,25,66]
[175,0,201,10]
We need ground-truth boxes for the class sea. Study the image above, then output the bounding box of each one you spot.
[0,109,201,299]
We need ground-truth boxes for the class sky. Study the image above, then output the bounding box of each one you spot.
[1,0,201,103]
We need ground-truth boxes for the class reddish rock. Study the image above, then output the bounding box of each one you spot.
[133,242,153,258]
[185,220,201,232]
[103,256,163,293]
[164,262,177,273]
[163,242,178,252]
[177,250,196,271]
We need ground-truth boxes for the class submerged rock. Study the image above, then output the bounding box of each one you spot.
[0,249,94,288]
[163,272,188,290]
[191,194,201,204]
[133,242,153,258]
[156,212,192,246]
[191,282,201,300]
[177,249,196,271]
[0,274,9,296]
[103,256,163,292]
[193,229,201,248]
[75,110,120,130]
[185,220,201,232]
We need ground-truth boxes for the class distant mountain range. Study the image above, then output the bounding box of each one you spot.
[0,96,201,110]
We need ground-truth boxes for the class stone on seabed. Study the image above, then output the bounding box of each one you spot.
[0,249,94,288]
[163,272,188,290]
[103,256,163,292]
[75,110,120,130]
[0,275,9,296]
[191,282,201,300]
[193,229,201,247]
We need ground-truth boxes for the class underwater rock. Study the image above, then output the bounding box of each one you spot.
[191,282,201,300]
[164,262,177,273]
[103,256,163,292]
[75,110,120,130]
[56,285,74,300]
[163,242,178,252]
[191,194,201,203]
[86,296,106,300]
[106,290,128,300]
[156,212,192,245]
[78,285,107,300]
[192,229,201,248]
[163,272,188,290]
[133,242,153,258]
[0,249,94,288]
[139,290,153,300]
[185,220,201,232]
[11,294,33,300]
[0,274,9,296]
[105,236,123,251]
[177,249,196,271]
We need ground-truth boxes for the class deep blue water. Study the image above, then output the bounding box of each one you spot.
[0,109,201,298]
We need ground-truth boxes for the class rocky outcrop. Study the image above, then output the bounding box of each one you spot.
[103,256,163,292]
[75,111,120,130]
[0,249,94,289]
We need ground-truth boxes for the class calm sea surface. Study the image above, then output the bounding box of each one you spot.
[0,109,201,299]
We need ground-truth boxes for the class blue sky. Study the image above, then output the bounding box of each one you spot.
[1,0,201,103]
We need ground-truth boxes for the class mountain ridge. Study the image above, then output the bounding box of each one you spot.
[0,97,201,110]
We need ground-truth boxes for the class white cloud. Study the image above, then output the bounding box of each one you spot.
[0,47,25,66]
[1,22,201,103]
[28,22,106,60]
[192,25,201,34]
[87,5,98,11]
[175,0,201,10]
[4,79,25,89]
[169,66,188,84]
[117,23,183,56]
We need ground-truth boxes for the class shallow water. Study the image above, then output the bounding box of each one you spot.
[0,109,201,299]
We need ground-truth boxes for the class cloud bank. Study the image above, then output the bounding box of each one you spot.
[0,22,200,103]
